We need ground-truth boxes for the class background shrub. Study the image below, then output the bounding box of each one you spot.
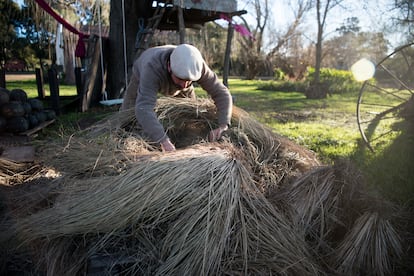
[273,68,286,81]
[257,80,307,93]
[305,67,362,95]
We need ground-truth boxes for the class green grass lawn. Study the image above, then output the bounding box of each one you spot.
[223,79,361,161]
[6,79,78,98]
[5,78,414,205]
[224,79,413,205]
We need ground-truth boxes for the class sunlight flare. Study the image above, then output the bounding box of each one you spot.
[351,58,376,82]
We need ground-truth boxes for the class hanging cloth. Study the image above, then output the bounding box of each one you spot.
[34,0,89,58]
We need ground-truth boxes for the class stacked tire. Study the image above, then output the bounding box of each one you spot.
[0,87,56,134]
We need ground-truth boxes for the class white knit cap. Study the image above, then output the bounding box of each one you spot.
[170,44,203,81]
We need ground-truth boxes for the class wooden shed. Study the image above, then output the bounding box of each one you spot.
[102,0,247,108]
[136,0,246,48]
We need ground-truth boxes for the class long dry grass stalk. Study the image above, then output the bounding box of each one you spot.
[2,98,407,275]
[0,159,42,185]
[84,108,137,138]
[231,106,320,170]
[38,130,155,178]
[273,160,363,246]
[11,143,321,275]
[334,211,402,276]
[271,159,405,275]
[36,97,319,190]
[78,97,320,195]
[84,97,320,173]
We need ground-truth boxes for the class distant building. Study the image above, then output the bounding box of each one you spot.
[4,58,28,72]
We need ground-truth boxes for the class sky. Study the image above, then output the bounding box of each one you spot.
[14,0,404,51]
[236,0,402,52]
[14,0,24,6]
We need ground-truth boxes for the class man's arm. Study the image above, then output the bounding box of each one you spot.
[135,80,170,145]
[197,63,233,128]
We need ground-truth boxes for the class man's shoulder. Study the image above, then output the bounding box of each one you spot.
[143,45,176,55]
[137,45,176,66]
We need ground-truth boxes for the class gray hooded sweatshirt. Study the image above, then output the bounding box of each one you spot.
[123,45,232,144]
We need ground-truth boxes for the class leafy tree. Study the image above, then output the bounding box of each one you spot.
[323,17,388,70]
[3,0,109,82]
[0,0,23,68]
[336,16,361,34]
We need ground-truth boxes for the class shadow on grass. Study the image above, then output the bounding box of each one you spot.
[352,105,414,206]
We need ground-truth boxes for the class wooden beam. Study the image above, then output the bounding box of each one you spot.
[177,6,186,43]
[19,119,56,136]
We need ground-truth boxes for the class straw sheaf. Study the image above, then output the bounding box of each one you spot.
[334,211,403,276]
[36,97,318,184]
[0,98,408,275]
[82,97,320,182]
[0,159,43,185]
[273,162,360,243]
[38,131,155,178]
[11,143,321,275]
[268,159,405,275]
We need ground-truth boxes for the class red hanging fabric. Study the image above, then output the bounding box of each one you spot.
[74,34,86,58]
[34,0,89,58]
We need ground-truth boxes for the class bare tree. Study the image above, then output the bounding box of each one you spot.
[391,0,414,41]
[267,0,312,57]
[266,0,313,79]
[237,0,269,79]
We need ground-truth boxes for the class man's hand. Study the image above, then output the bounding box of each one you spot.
[208,124,228,142]
[160,138,176,152]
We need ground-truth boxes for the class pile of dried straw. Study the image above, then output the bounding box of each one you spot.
[0,97,411,275]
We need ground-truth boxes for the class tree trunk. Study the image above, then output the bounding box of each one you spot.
[306,26,327,99]
[306,0,327,99]
[223,23,234,87]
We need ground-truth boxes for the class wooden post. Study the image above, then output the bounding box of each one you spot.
[35,68,45,99]
[0,68,5,89]
[223,22,234,88]
[48,68,60,116]
[80,36,105,112]
[74,67,83,96]
[75,67,83,111]
[177,6,186,43]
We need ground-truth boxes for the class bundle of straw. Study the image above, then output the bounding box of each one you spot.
[334,211,403,276]
[11,143,320,275]
[38,131,155,178]
[0,97,409,275]
[0,159,41,185]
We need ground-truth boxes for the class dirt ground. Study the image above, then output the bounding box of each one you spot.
[5,73,36,81]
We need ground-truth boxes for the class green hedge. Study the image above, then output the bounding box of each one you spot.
[257,80,307,93]
[259,67,370,95]
[305,67,361,95]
